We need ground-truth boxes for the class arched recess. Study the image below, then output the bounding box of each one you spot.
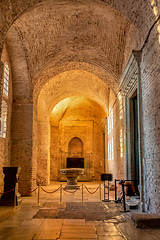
[35,71,109,184]
[68,137,83,157]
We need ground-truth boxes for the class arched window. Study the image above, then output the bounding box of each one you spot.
[108,109,113,133]
[0,100,7,138]
[118,92,123,119]
[3,62,9,97]
[120,129,123,157]
[0,62,10,138]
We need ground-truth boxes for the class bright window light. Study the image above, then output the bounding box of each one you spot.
[108,109,113,133]
[120,129,123,158]
[0,100,8,138]
[3,62,9,97]
[118,92,123,119]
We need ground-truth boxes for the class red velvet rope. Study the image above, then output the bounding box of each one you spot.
[18,187,38,195]
[0,188,14,194]
[62,185,81,193]
[41,186,60,193]
[84,185,99,194]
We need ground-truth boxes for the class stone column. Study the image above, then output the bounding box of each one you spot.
[124,96,130,179]
[133,51,145,212]
[11,103,36,195]
[36,118,50,185]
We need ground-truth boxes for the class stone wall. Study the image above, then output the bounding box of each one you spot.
[141,26,160,213]
[107,89,125,182]
[0,44,12,193]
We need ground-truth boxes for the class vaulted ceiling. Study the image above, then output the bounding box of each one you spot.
[3,0,144,105]
[1,0,156,119]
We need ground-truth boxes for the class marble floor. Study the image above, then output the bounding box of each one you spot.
[0,181,159,240]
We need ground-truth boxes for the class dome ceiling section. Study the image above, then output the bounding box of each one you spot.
[8,1,131,86]
[50,96,107,126]
[37,70,110,120]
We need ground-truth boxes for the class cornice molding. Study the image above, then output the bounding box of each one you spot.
[118,50,141,98]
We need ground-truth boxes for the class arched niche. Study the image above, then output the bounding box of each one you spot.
[68,137,83,158]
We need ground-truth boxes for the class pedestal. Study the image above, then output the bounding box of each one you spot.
[60,168,84,189]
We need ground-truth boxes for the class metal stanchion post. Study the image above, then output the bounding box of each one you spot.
[14,187,16,207]
[60,184,62,203]
[99,183,101,201]
[115,179,117,201]
[82,184,84,202]
[37,185,40,206]
[120,183,130,212]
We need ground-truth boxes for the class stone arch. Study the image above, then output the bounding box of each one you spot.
[36,71,108,184]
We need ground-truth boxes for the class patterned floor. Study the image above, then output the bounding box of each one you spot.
[33,201,122,221]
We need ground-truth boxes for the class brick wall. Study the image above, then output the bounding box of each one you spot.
[0,44,12,193]
[141,26,160,213]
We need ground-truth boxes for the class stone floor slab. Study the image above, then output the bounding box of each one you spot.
[39,219,62,230]
[33,230,60,239]
[60,233,97,239]
[4,235,35,240]
[21,219,44,225]
[0,220,22,227]
[63,219,85,225]
[98,236,124,240]
[62,225,95,233]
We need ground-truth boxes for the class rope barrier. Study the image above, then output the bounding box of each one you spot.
[84,185,99,194]
[4,183,102,204]
[18,187,38,195]
[62,185,81,193]
[0,188,14,194]
[41,186,60,194]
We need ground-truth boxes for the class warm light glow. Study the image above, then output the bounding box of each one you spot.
[0,100,8,138]
[150,0,160,44]
[3,62,9,97]
[150,0,155,6]
[50,95,107,126]
[153,6,158,16]
[108,109,113,133]
[120,129,123,158]
[118,92,123,119]
[157,24,160,33]
[108,137,114,161]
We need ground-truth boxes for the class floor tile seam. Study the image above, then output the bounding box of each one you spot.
[115,224,128,240]
[31,218,46,240]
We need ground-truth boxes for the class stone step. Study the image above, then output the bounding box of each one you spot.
[131,214,160,228]
[126,199,138,209]
[130,196,141,205]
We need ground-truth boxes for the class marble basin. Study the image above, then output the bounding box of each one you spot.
[60,168,84,189]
